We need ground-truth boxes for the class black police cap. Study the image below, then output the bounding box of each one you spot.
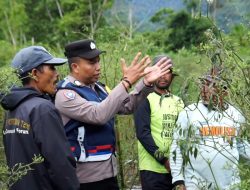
[64,39,105,59]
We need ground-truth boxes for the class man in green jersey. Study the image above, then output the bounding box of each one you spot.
[134,55,184,190]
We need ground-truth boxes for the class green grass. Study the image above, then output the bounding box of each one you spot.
[0,44,249,189]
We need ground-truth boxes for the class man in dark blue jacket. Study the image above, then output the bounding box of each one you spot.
[1,46,80,190]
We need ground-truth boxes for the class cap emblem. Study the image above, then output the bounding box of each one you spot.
[90,42,96,50]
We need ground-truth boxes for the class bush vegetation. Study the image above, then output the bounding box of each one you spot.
[0,0,249,189]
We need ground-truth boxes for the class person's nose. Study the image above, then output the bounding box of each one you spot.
[54,69,59,78]
[95,62,101,71]
[160,74,167,79]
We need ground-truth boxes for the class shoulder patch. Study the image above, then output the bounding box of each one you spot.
[63,90,76,100]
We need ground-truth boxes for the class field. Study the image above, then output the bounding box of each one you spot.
[1,40,249,189]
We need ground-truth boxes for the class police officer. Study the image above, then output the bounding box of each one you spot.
[1,46,79,190]
[55,39,172,190]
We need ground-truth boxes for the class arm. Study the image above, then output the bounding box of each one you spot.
[237,139,250,160]
[55,82,137,125]
[117,80,154,114]
[236,113,250,160]
[134,99,168,166]
[55,55,172,125]
[170,111,188,188]
[32,104,79,190]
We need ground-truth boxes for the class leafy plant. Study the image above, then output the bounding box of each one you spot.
[149,9,214,52]
[0,155,44,190]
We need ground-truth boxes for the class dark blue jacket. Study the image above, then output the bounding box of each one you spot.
[57,81,115,162]
[1,87,79,190]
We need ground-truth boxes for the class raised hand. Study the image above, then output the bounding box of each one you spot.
[143,57,172,85]
[121,52,151,85]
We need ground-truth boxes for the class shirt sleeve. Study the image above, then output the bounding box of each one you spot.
[134,98,167,165]
[117,80,154,114]
[55,80,153,125]
[237,139,250,160]
[170,110,188,187]
[32,104,79,190]
[236,112,250,160]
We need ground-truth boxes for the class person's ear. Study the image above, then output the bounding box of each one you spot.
[31,69,39,81]
[71,62,79,73]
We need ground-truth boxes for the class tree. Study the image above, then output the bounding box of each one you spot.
[0,0,28,48]
[0,0,113,47]
[183,0,201,17]
[105,0,161,39]
[149,9,214,51]
[57,0,113,42]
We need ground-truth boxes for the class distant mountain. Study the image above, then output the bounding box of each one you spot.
[105,0,250,33]
[104,0,185,32]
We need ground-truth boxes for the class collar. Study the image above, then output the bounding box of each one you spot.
[66,75,98,91]
[67,75,91,87]
[202,101,229,111]
[154,90,171,97]
[154,91,172,107]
